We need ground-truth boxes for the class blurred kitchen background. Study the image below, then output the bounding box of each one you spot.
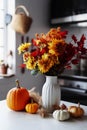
[0,0,87,105]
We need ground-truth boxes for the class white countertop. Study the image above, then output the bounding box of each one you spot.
[0,100,87,130]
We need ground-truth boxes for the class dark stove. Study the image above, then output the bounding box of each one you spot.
[58,73,87,106]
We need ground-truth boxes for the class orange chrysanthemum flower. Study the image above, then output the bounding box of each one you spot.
[38,53,59,73]
[48,39,67,56]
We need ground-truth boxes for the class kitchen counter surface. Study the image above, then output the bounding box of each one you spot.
[0,100,87,130]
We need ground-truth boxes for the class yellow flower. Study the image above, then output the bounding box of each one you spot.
[18,43,31,54]
[38,53,59,73]
[23,52,30,61]
[48,39,66,56]
[25,56,37,70]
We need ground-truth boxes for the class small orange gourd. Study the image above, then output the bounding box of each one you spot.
[25,102,39,114]
[68,103,84,117]
[6,79,30,111]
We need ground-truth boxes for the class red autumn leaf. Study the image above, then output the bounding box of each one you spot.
[32,39,37,46]
[77,41,82,46]
[18,64,26,68]
[65,65,71,69]
[71,59,79,64]
[60,31,68,38]
[40,48,47,55]
[81,48,87,55]
[72,35,77,43]
[77,41,85,51]
[80,34,86,43]
[39,38,47,43]
[31,49,40,57]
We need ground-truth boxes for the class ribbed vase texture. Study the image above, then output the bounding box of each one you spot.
[42,76,61,112]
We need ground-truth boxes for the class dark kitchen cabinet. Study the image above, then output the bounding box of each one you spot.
[72,0,87,14]
[50,0,87,25]
[50,0,73,18]
[50,0,87,18]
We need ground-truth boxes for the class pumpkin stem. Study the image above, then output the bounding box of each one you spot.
[16,79,20,88]
[31,98,34,103]
[78,102,80,108]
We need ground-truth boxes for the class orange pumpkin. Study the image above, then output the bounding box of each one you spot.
[68,103,84,117]
[25,102,39,114]
[6,79,30,111]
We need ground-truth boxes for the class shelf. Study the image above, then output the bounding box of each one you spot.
[0,73,15,78]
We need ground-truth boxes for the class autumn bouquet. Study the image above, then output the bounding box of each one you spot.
[18,27,87,76]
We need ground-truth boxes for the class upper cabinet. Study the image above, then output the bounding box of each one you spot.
[50,0,87,25]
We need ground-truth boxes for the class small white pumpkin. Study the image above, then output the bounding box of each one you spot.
[53,109,70,121]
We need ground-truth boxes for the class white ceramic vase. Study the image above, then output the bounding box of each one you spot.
[42,76,61,112]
